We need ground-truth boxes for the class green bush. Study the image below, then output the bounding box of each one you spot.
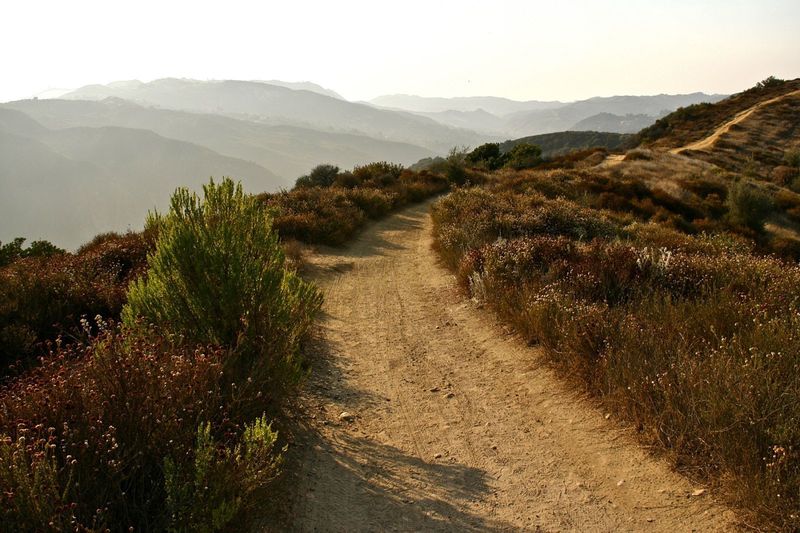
[123,178,322,404]
[785,150,800,169]
[725,180,774,232]
[295,164,340,188]
[466,143,506,170]
[503,143,542,170]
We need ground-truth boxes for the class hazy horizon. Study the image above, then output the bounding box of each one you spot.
[3,0,799,104]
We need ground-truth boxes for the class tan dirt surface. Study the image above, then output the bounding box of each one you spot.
[270,201,741,532]
[601,153,626,167]
[671,88,800,154]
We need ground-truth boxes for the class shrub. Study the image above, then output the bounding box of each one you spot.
[0,327,230,530]
[784,149,800,169]
[294,164,340,189]
[445,146,469,185]
[124,178,322,405]
[725,180,774,232]
[755,75,785,90]
[0,232,150,376]
[352,161,404,186]
[503,143,542,170]
[0,238,64,267]
[466,143,506,170]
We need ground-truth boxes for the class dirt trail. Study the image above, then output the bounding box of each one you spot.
[671,88,800,154]
[274,202,739,532]
[600,153,626,167]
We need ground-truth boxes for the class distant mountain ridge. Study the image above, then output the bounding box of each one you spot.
[62,78,485,152]
[370,94,563,115]
[372,92,726,137]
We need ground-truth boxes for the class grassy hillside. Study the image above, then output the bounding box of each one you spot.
[637,77,800,149]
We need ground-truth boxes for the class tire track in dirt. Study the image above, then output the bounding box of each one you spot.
[271,201,740,532]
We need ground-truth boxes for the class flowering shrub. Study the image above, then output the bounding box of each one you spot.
[0,232,150,376]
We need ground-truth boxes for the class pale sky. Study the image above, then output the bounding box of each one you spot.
[2,0,799,103]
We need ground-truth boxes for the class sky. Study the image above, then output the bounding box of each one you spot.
[2,0,799,103]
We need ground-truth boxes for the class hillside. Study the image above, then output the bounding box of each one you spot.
[501,130,633,158]
[637,78,800,150]
[1,98,435,180]
[63,79,485,152]
[0,109,278,248]
[569,112,655,134]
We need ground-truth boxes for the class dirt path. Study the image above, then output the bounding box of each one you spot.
[273,202,739,532]
[600,153,626,167]
[671,88,800,154]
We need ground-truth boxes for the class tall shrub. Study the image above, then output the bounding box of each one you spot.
[123,178,322,406]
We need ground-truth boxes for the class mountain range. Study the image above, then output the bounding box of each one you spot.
[370,92,726,136]
[2,78,726,248]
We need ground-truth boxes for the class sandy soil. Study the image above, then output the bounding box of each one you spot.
[671,89,800,154]
[269,201,740,532]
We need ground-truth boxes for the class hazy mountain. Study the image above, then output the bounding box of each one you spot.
[0,108,278,249]
[412,109,507,136]
[62,78,485,152]
[504,93,726,137]
[374,92,726,138]
[370,94,563,115]
[569,113,656,134]
[2,98,436,180]
[256,80,343,99]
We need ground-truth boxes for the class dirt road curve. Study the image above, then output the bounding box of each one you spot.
[273,201,739,532]
[671,88,800,154]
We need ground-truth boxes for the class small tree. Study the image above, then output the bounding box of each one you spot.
[504,143,542,170]
[445,146,469,185]
[466,143,506,170]
[294,164,340,188]
[726,180,774,232]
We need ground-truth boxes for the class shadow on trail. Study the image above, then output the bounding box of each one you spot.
[267,310,512,531]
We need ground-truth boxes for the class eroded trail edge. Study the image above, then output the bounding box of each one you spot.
[274,202,738,532]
